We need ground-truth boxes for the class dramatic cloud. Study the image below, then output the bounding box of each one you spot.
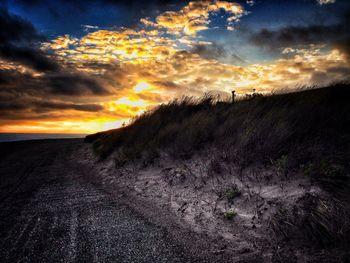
[0,8,43,43]
[0,98,103,114]
[251,24,350,49]
[142,0,245,36]
[1,0,349,133]
[250,24,344,49]
[0,44,61,72]
[249,11,350,58]
[0,7,111,131]
[0,8,60,72]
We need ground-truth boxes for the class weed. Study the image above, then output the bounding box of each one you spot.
[224,209,237,220]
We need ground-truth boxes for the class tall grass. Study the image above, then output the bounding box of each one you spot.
[86,82,350,254]
[86,83,350,178]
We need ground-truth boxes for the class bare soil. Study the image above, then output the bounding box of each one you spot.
[0,139,342,262]
[76,144,337,263]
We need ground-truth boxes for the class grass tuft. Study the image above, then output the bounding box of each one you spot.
[224,210,237,220]
[270,195,350,248]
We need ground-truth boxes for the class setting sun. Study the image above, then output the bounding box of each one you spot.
[0,0,349,135]
[133,82,153,93]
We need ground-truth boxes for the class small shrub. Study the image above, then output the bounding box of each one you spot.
[224,186,241,203]
[224,210,237,220]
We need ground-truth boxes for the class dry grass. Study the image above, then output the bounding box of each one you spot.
[270,194,350,248]
[86,83,350,177]
[85,82,350,256]
[86,83,350,194]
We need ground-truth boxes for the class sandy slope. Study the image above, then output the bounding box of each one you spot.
[0,139,341,263]
[76,144,335,263]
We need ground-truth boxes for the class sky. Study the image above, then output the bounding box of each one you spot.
[0,0,349,134]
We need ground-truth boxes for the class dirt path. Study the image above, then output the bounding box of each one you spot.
[0,140,192,263]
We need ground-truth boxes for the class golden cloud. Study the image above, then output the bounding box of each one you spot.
[144,0,245,36]
[2,0,349,134]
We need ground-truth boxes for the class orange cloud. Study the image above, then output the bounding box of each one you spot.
[2,1,349,134]
[146,1,245,36]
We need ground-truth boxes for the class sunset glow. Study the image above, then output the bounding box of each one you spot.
[0,0,349,134]
[134,82,153,93]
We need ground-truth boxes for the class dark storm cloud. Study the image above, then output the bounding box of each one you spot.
[45,73,109,96]
[249,10,350,57]
[250,24,347,49]
[0,59,109,96]
[33,101,103,112]
[0,8,60,72]
[0,8,110,96]
[0,90,103,120]
[0,68,17,84]
[0,44,60,72]
[0,7,111,121]
[0,68,110,97]
[0,100,27,111]
[0,8,43,43]
[0,101,103,120]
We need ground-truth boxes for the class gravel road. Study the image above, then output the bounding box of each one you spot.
[0,139,192,263]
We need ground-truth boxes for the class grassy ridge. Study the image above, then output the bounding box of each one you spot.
[86,83,350,176]
[85,83,350,254]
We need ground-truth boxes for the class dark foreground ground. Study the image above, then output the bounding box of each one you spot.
[0,139,192,263]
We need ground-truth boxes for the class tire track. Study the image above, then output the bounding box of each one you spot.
[5,213,38,261]
[67,210,78,262]
[0,140,193,263]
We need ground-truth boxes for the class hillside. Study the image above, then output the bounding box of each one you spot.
[85,83,350,262]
